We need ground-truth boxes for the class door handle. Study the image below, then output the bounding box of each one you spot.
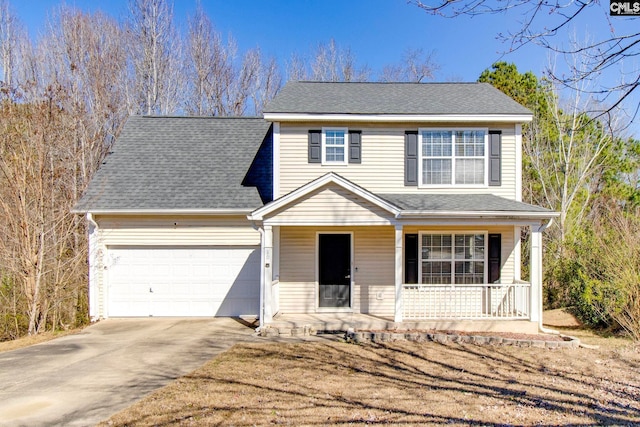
[149,287,153,293]
[345,275,350,279]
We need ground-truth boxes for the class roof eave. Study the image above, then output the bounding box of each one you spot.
[263,113,533,123]
[72,208,256,215]
[397,210,559,219]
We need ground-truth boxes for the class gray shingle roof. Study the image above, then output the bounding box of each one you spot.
[380,193,552,213]
[264,81,532,116]
[74,116,271,212]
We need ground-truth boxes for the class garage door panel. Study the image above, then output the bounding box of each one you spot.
[107,247,259,317]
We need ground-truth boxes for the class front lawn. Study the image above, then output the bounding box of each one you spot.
[101,336,639,426]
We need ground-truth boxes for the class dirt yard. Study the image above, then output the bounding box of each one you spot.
[101,311,640,427]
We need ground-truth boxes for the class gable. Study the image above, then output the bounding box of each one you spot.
[262,183,395,225]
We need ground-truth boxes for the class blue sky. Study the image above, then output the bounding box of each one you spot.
[8,0,640,135]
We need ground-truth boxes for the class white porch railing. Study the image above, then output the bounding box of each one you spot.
[402,282,531,320]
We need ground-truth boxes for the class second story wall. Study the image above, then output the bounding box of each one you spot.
[276,121,521,201]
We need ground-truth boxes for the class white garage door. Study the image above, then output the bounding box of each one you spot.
[106,247,260,317]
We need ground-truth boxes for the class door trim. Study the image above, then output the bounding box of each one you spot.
[315,231,353,311]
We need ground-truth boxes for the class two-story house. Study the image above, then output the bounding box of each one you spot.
[75,81,557,334]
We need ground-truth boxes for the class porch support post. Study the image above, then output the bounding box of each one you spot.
[529,223,543,323]
[262,225,274,324]
[394,224,403,323]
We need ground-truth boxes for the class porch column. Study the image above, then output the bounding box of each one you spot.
[529,223,543,323]
[262,225,274,324]
[394,224,403,322]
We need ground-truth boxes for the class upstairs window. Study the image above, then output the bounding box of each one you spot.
[322,128,348,165]
[419,129,487,186]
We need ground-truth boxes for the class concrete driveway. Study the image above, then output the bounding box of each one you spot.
[0,317,260,427]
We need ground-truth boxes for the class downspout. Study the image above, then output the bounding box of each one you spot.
[535,218,558,334]
[250,220,266,331]
[86,213,99,321]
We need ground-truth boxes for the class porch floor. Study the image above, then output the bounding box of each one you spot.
[263,313,539,336]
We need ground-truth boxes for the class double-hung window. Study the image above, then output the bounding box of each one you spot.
[322,128,348,165]
[420,129,487,186]
[420,233,486,285]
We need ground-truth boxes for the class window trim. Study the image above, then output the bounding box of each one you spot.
[417,127,489,188]
[321,127,349,165]
[418,231,488,285]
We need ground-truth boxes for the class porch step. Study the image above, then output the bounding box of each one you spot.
[259,325,321,337]
[259,314,398,337]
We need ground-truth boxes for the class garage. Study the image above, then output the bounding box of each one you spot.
[106,247,260,317]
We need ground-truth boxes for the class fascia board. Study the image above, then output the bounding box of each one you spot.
[263,113,533,123]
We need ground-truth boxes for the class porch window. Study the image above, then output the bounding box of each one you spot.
[322,128,348,165]
[420,233,486,284]
[420,129,487,186]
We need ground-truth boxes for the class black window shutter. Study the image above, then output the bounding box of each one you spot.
[405,131,418,186]
[405,234,419,284]
[488,130,502,186]
[348,130,361,164]
[488,234,501,283]
[308,130,321,163]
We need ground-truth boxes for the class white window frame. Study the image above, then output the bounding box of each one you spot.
[321,127,348,165]
[418,127,489,188]
[418,231,488,285]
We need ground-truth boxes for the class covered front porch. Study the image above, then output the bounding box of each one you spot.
[248,173,557,334]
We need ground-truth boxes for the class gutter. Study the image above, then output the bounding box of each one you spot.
[397,210,560,220]
[86,213,100,322]
[86,212,98,230]
[263,113,534,123]
[71,208,255,215]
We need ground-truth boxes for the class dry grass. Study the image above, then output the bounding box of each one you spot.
[0,328,82,353]
[101,336,640,426]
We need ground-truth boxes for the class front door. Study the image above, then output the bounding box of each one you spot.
[318,234,351,308]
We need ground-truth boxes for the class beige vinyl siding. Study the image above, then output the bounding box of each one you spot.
[278,226,395,317]
[278,123,518,200]
[353,227,395,317]
[268,184,393,225]
[403,225,517,284]
[95,215,260,246]
[278,227,317,313]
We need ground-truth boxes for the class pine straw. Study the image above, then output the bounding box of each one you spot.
[101,339,640,426]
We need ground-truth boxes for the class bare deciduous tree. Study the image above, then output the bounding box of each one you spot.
[0,0,32,100]
[253,55,281,115]
[380,48,439,82]
[42,8,132,188]
[289,39,370,82]
[0,100,81,335]
[127,0,184,115]
[412,0,640,122]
